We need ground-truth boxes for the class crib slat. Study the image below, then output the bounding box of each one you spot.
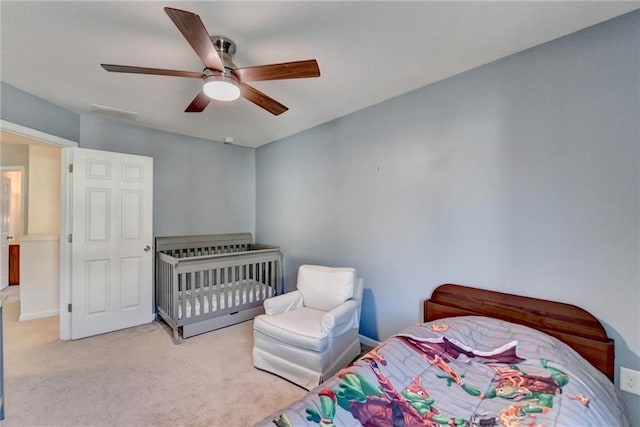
[172,262,178,322]
[263,262,267,299]
[243,264,250,304]
[166,262,171,316]
[229,266,234,309]
[264,262,268,299]
[266,262,270,298]
[264,262,269,299]
[217,267,223,312]
[231,264,237,309]
[270,260,275,297]
[248,263,254,302]
[256,263,264,300]
[162,260,167,314]
[206,269,212,316]
[241,264,247,304]
[236,265,241,308]
[223,267,228,309]
[197,269,203,316]
[259,264,262,299]
[190,272,196,319]
[179,273,186,321]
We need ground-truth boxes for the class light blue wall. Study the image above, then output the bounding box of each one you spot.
[256,10,640,422]
[80,116,255,236]
[0,82,255,237]
[1,82,80,142]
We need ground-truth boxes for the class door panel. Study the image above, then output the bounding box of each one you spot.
[122,256,142,308]
[71,147,153,339]
[122,191,142,240]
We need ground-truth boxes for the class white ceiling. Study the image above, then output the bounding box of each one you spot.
[1,1,638,148]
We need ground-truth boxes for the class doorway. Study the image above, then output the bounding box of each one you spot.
[1,120,76,339]
[1,130,62,321]
[0,168,24,289]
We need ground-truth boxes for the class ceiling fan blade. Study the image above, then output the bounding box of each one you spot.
[164,7,224,72]
[101,64,205,79]
[233,60,320,82]
[185,90,211,112]
[240,83,288,116]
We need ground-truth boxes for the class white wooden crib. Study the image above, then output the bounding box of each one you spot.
[155,233,282,343]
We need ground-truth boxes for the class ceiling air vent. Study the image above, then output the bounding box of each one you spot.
[90,104,139,121]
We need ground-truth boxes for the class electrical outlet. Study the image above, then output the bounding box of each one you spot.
[620,367,640,396]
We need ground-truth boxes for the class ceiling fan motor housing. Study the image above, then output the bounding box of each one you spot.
[210,35,237,72]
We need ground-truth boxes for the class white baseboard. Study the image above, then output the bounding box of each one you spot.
[19,309,59,322]
[359,334,381,348]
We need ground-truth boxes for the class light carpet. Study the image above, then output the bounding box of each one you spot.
[0,296,307,426]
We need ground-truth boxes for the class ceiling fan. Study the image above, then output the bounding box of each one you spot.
[101,7,320,116]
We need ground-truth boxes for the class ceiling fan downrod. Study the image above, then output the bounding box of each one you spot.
[210,35,237,71]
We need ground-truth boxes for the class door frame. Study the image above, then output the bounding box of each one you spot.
[1,120,77,340]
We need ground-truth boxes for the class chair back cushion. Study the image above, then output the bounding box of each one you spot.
[297,265,356,311]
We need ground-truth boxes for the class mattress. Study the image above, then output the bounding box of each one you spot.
[178,280,274,319]
[255,316,629,426]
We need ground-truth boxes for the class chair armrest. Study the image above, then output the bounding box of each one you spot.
[322,299,359,336]
[263,290,304,316]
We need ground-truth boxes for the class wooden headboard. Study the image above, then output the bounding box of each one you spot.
[424,284,615,381]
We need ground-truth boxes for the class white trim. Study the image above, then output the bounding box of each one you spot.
[1,119,76,340]
[20,234,59,241]
[59,148,72,340]
[19,309,59,322]
[1,120,77,148]
[359,334,380,348]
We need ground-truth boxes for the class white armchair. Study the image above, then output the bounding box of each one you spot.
[252,265,364,390]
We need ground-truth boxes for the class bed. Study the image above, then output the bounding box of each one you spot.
[155,233,282,343]
[255,284,629,426]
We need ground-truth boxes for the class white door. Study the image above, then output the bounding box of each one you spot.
[71,147,153,339]
[0,176,10,290]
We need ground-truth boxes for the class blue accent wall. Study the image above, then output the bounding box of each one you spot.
[256,11,640,423]
[79,116,255,237]
[1,82,80,142]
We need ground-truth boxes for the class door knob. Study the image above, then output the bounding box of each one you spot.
[143,245,151,252]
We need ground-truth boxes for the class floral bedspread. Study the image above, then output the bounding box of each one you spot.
[254,316,629,427]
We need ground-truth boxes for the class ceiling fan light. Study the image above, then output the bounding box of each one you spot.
[203,75,240,101]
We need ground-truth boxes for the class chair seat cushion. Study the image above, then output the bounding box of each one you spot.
[254,307,328,352]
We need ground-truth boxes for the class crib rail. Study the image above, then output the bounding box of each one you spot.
[155,234,282,342]
[156,233,255,258]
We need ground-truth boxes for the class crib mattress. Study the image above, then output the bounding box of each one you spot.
[178,280,274,319]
